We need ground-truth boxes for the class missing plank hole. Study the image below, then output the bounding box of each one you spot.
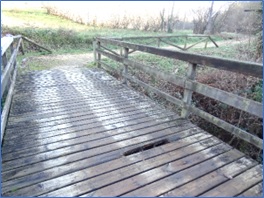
[124,139,170,156]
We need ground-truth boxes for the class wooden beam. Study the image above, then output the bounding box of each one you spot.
[22,36,52,53]
[97,41,101,68]
[185,38,208,50]
[160,38,185,50]
[97,38,262,78]
[188,81,263,118]
[100,45,120,57]
[107,34,209,40]
[181,63,197,118]
[123,47,129,85]
[208,36,219,48]
[97,48,262,118]
[188,106,263,149]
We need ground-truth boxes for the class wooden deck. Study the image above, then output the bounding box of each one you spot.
[1,68,263,197]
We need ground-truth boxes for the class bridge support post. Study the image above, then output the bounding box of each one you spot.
[123,47,129,85]
[157,38,161,48]
[181,63,197,118]
[97,41,101,68]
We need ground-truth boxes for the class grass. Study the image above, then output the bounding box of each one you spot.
[2,8,217,54]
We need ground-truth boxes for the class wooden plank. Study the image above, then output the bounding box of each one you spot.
[2,131,210,196]
[3,115,182,161]
[185,38,208,50]
[71,142,231,197]
[188,106,263,149]
[6,100,156,133]
[200,165,263,196]
[100,45,120,56]
[160,38,184,50]
[2,122,195,181]
[40,138,225,197]
[3,112,178,155]
[162,157,258,196]
[1,119,192,171]
[22,36,52,53]
[181,63,197,118]
[189,81,263,118]
[97,38,262,78]
[209,36,219,47]
[3,106,173,150]
[123,149,244,196]
[238,182,263,197]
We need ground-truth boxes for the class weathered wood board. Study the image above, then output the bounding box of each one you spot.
[1,68,262,197]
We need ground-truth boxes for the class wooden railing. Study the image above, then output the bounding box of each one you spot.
[1,35,51,144]
[1,36,22,143]
[106,34,218,53]
[93,37,263,149]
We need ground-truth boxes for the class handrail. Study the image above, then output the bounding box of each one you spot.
[105,34,218,50]
[1,36,22,144]
[1,35,52,144]
[93,37,263,149]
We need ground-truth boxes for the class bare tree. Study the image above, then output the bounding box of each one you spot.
[205,1,214,34]
[167,2,175,33]
[159,8,166,31]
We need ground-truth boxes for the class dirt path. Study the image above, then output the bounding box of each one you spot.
[20,53,94,71]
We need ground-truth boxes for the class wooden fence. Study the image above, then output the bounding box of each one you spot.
[1,36,21,143]
[106,34,218,52]
[1,35,51,143]
[93,36,263,149]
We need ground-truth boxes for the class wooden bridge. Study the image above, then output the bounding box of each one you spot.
[1,35,263,197]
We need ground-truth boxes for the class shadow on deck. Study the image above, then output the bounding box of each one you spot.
[1,68,262,197]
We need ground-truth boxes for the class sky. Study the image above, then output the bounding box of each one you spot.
[2,1,234,21]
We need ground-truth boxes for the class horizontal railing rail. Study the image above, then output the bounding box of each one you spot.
[1,36,22,144]
[93,37,263,149]
[104,34,218,51]
[1,35,52,144]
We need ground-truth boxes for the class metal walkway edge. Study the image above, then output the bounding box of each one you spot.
[1,68,262,197]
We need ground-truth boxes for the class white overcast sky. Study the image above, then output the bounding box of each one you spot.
[2,1,236,21]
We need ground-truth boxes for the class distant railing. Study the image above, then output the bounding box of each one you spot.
[93,36,263,149]
[107,34,218,53]
[1,35,51,144]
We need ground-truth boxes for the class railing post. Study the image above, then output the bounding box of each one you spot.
[2,53,8,69]
[123,47,129,85]
[93,39,97,62]
[184,36,188,50]
[204,37,208,49]
[97,41,101,68]
[10,42,17,68]
[157,38,161,47]
[181,63,197,118]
